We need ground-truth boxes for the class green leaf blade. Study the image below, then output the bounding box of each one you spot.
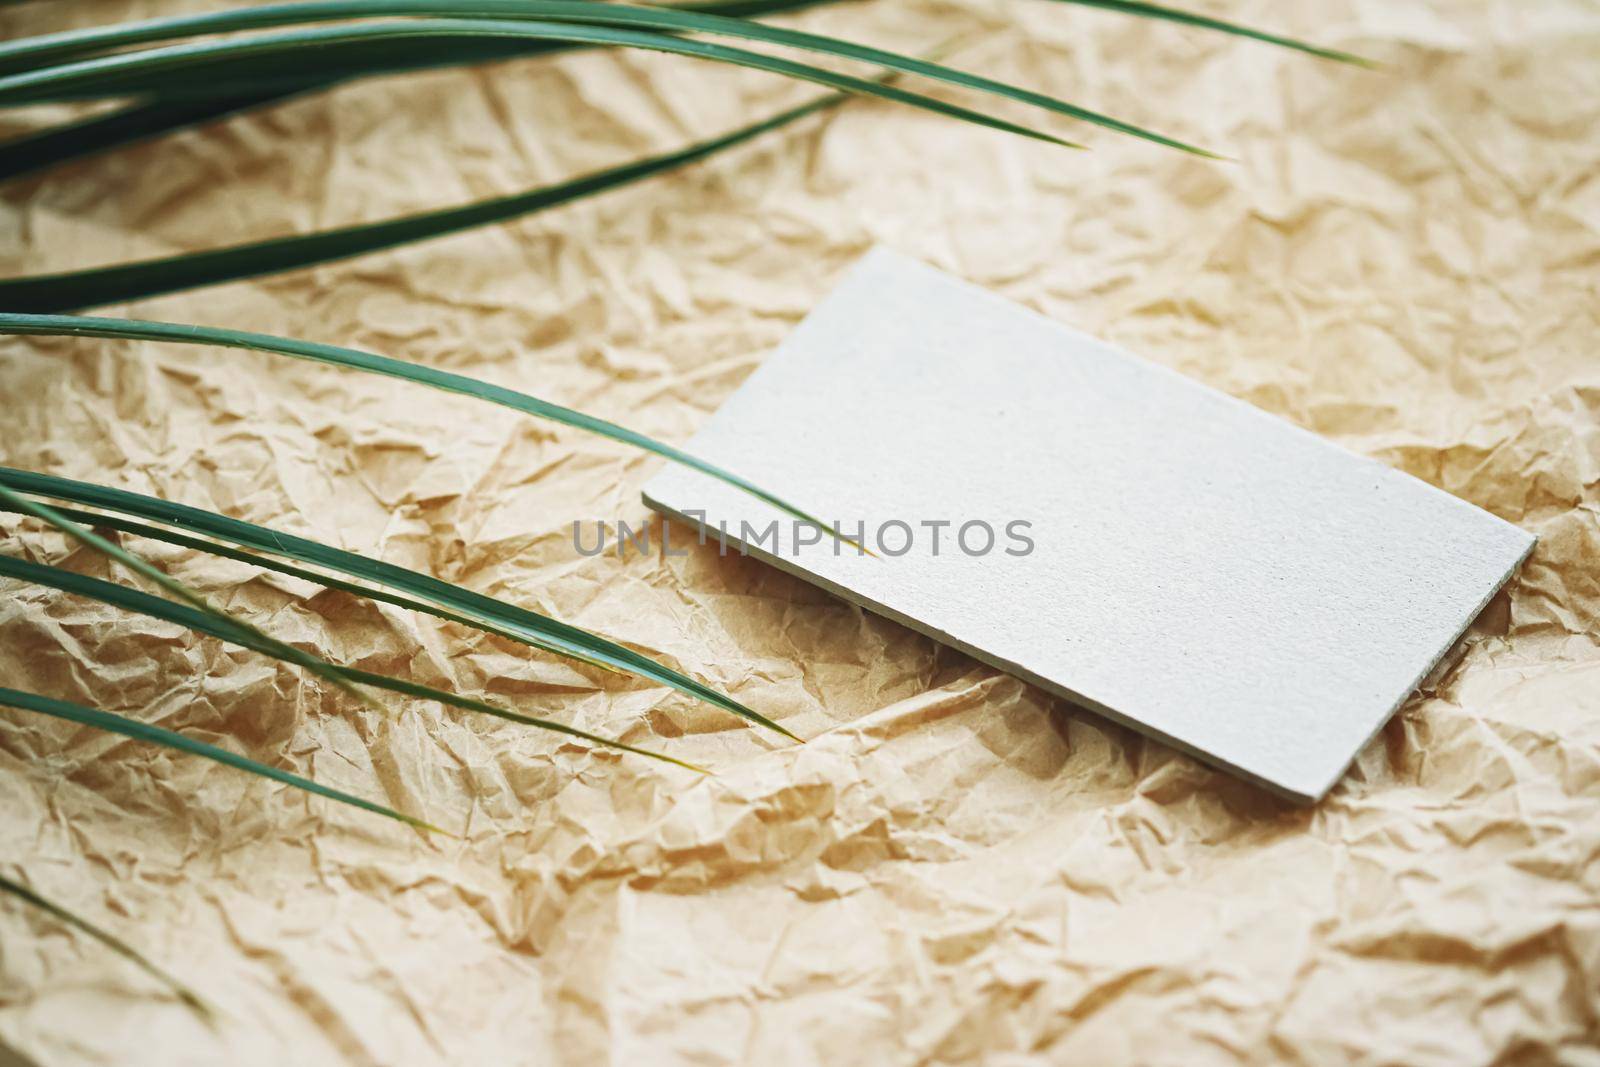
[1051,0,1374,66]
[0,870,210,1016]
[0,19,1077,154]
[0,0,838,73]
[0,555,708,772]
[1,464,790,738]
[0,468,723,701]
[0,0,1197,151]
[0,483,379,711]
[0,89,309,185]
[1,500,585,671]
[0,315,853,588]
[0,0,842,181]
[0,684,437,830]
[0,92,841,304]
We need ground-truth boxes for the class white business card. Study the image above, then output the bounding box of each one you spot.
[643,248,1534,801]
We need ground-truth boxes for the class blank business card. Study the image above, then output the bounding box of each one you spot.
[642,248,1535,802]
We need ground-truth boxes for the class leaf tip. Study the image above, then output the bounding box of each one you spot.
[1043,132,1087,151]
[1305,45,1382,68]
[179,988,218,1022]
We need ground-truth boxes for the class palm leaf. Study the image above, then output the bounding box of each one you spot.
[1053,1,1371,65]
[0,314,851,555]
[5,500,598,674]
[0,468,798,740]
[0,0,1206,154]
[0,483,378,711]
[0,0,1364,74]
[0,20,1082,157]
[0,91,844,307]
[0,556,709,772]
[0,89,307,184]
[0,0,839,182]
[0,684,437,830]
[0,0,1365,184]
[0,0,835,73]
[0,869,208,1016]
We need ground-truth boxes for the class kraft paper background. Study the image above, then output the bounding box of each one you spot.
[1,1,1597,1063]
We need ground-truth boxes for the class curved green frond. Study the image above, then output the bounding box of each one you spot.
[0,90,307,185]
[0,684,438,830]
[0,0,1366,74]
[0,315,847,557]
[0,1,1200,152]
[0,869,209,1016]
[0,0,839,182]
[0,19,1079,153]
[0,0,1367,182]
[1042,0,1373,66]
[0,483,377,710]
[1,501,583,669]
[0,556,709,772]
[0,0,837,72]
[0,92,842,305]
[0,468,797,740]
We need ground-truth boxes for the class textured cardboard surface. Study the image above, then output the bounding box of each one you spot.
[644,249,1536,801]
[3,1,1599,1064]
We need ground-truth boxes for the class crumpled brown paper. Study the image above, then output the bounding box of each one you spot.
[2,0,1598,1063]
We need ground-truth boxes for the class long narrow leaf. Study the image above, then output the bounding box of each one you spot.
[0,500,588,671]
[0,0,1365,73]
[0,90,306,184]
[0,91,843,306]
[4,485,702,766]
[0,0,1366,184]
[0,468,798,740]
[0,20,1079,154]
[1044,1,1372,65]
[0,684,438,830]
[0,1,1202,153]
[0,556,708,772]
[0,869,208,1015]
[0,483,376,711]
[0,0,835,73]
[0,315,850,559]
[0,0,840,182]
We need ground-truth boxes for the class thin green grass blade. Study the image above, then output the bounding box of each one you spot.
[7,39,549,94]
[0,315,854,559]
[487,1,1205,152]
[0,0,836,72]
[330,663,708,771]
[0,0,840,182]
[0,483,378,711]
[0,92,843,306]
[0,556,709,773]
[1042,0,1373,66]
[0,869,209,1016]
[0,20,1079,154]
[0,500,591,672]
[0,684,439,830]
[0,468,797,740]
[0,0,1366,74]
[0,0,1365,183]
[0,90,307,184]
[0,0,1197,152]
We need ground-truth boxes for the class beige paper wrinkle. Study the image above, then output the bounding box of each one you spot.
[2,0,1599,1063]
